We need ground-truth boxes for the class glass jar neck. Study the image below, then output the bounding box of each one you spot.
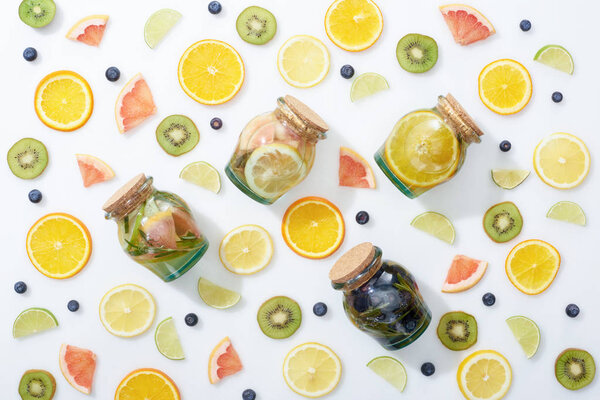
[105,177,154,221]
[436,95,482,144]
[275,97,326,144]
[332,246,383,292]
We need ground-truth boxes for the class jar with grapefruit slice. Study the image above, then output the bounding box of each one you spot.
[225,95,329,204]
[103,174,208,282]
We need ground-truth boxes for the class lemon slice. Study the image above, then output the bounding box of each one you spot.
[219,225,273,275]
[491,169,530,189]
[534,45,574,74]
[197,278,241,309]
[506,316,540,359]
[13,308,58,338]
[367,356,407,392]
[324,0,383,51]
[144,9,181,49]
[547,201,586,226]
[180,161,221,193]
[410,211,455,244]
[350,72,389,102]
[533,132,590,189]
[457,350,512,400]
[277,35,330,88]
[155,317,185,360]
[478,59,532,115]
[99,284,156,337]
[505,239,561,295]
[283,342,342,398]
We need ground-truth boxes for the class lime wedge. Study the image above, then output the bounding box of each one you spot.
[547,201,586,226]
[144,9,182,49]
[506,315,540,358]
[410,211,455,244]
[367,356,407,392]
[13,308,58,338]
[350,72,389,102]
[180,161,221,193]
[198,278,241,309]
[534,45,574,74]
[491,169,530,189]
[154,317,185,360]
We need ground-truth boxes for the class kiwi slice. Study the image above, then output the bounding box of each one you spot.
[257,296,301,339]
[7,138,48,179]
[155,115,199,156]
[555,348,596,390]
[236,6,277,45]
[19,0,56,28]
[396,33,438,73]
[436,311,477,351]
[483,201,523,243]
[19,370,56,400]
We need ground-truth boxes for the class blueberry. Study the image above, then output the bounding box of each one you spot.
[23,47,37,62]
[185,313,198,326]
[340,64,355,79]
[67,300,80,312]
[404,318,417,332]
[208,1,222,14]
[519,19,531,31]
[105,67,120,82]
[242,389,256,400]
[355,211,369,225]
[566,304,580,318]
[313,302,328,317]
[14,281,27,294]
[28,189,42,203]
[552,91,563,103]
[210,117,223,130]
[499,140,511,152]
[421,362,435,376]
[482,292,496,306]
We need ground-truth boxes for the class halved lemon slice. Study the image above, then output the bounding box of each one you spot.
[457,350,512,400]
[277,35,330,88]
[325,0,383,52]
[478,59,532,115]
[506,239,560,295]
[219,225,273,275]
[99,284,156,337]
[283,342,342,398]
[533,132,590,189]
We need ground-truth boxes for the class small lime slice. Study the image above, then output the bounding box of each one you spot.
[534,45,574,74]
[506,315,540,358]
[144,9,182,49]
[198,278,241,309]
[13,308,58,338]
[410,211,455,244]
[350,72,389,102]
[155,317,185,360]
[180,161,221,193]
[547,201,586,226]
[491,169,530,189]
[367,356,407,392]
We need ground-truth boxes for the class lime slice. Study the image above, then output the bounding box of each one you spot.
[154,317,185,360]
[350,72,389,102]
[180,161,221,193]
[491,169,530,189]
[144,9,182,49]
[506,316,540,358]
[534,45,574,74]
[547,201,586,226]
[410,211,455,244]
[367,356,407,392]
[13,308,58,338]
[198,278,241,309]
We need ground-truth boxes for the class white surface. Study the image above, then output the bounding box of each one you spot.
[2,0,598,398]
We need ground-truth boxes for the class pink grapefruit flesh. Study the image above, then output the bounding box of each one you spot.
[440,5,495,45]
[66,15,109,46]
[59,344,97,394]
[442,255,488,293]
[141,210,179,249]
[208,337,243,384]
[76,154,115,187]
[339,146,376,188]
[115,73,156,134]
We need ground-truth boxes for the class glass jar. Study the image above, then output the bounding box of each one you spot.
[330,243,431,350]
[374,94,483,198]
[225,95,328,204]
[103,174,209,282]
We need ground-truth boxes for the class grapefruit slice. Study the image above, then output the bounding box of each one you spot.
[208,337,243,384]
[66,15,109,46]
[339,146,376,188]
[442,255,487,293]
[141,210,179,249]
[439,4,495,45]
[115,73,156,134]
[59,344,97,394]
[75,154,115,187]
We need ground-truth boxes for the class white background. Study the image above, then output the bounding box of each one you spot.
[2,0,598,398]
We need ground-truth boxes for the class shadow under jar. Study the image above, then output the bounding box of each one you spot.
[330,242,431,350]
[103,174,208,282]
[225,95,328,205]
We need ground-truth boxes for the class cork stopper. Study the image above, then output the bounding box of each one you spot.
[436,94,483,144]
[103,173,151,218]
[284,95,329,133]
[329,242,376,284]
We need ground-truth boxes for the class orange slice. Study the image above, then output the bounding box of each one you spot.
[115,73,156,133]
[339,146,376,188]
[506,239,561,295]
[59,344,97,394]
[76,154,115,187]
[115,368,180,400]
[478,59,532,115]
[66,15,109,46]
[325,0,383,51]
[208,337,243,384]
[439,4,495,45]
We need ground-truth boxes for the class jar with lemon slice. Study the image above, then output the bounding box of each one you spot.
[103,174,208,282]
[375,94,484,198]
[225,95,328,204]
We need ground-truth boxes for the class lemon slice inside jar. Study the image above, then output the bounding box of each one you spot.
[385,111,460,188]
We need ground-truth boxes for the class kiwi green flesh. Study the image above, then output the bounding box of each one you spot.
[7,138,48,179]
[437,311,477,351]
[483,202,523,243]
[396,33,438,73]
[236,6,277,45]
[19,0,56,28]
[19,370,56,400]
[257,296,301,339]
[156,115,199,156]
[555,348,596,390]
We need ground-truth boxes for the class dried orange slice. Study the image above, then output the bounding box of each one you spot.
[325,0,383,51]
[478,59,532,115]
[115,368,180,400]
[506,239,561,295]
